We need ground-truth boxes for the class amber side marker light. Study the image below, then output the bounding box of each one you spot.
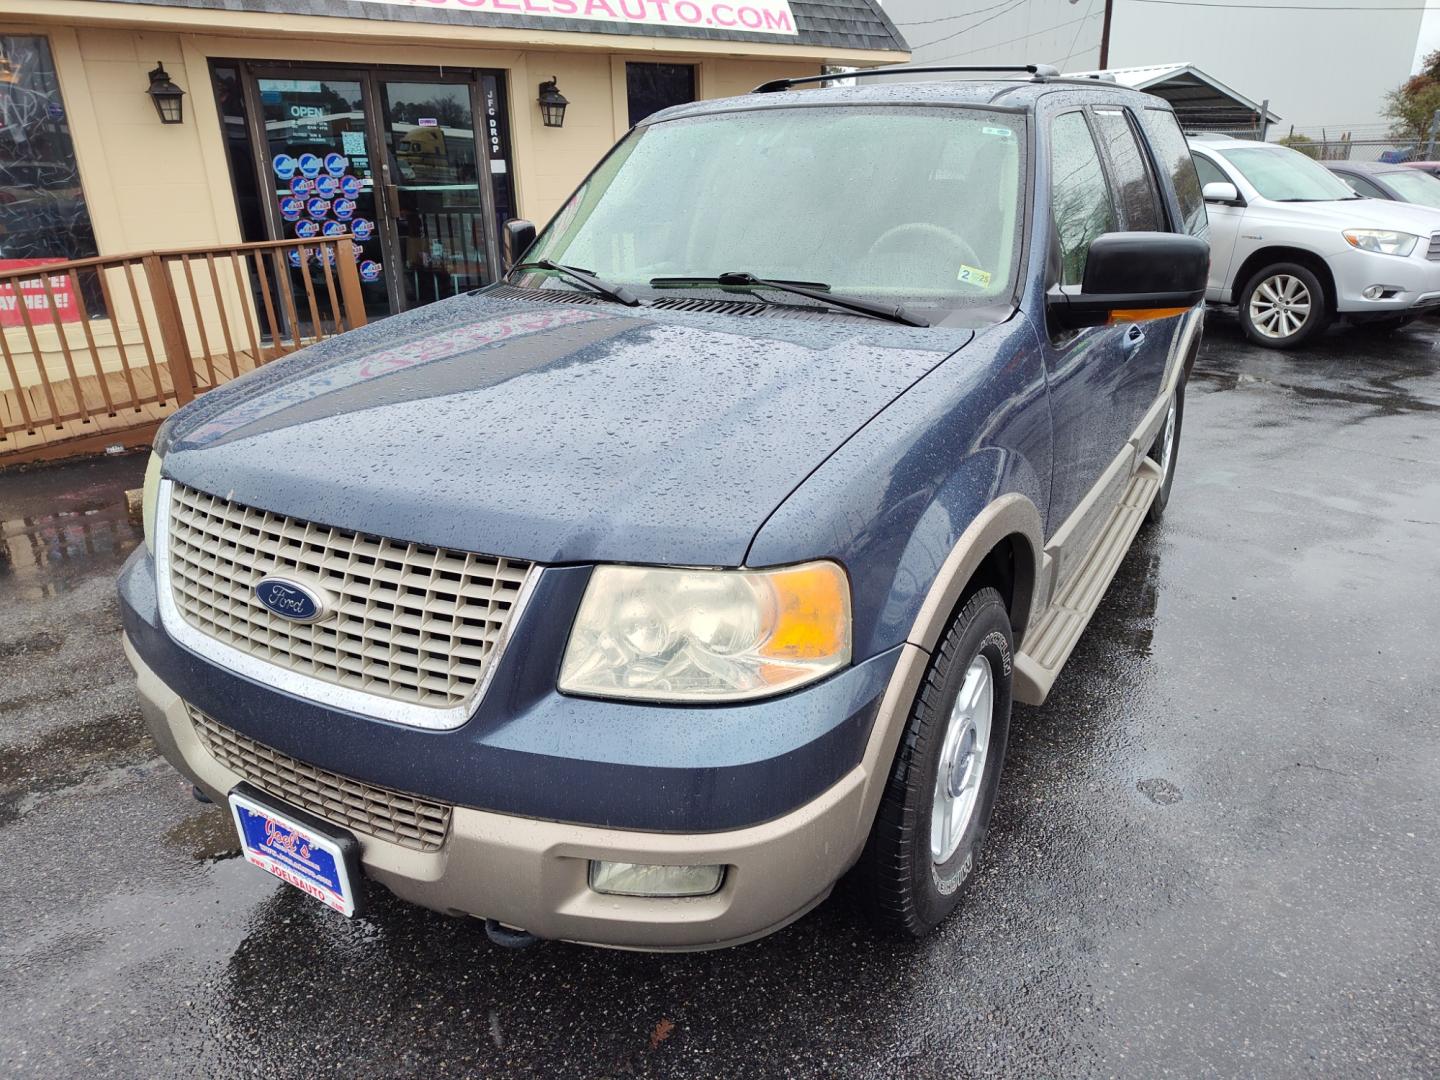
[1107,306,1191,324]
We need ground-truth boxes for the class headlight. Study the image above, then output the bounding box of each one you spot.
[141,451,163,554]
[1343,229,1419,257]
[559,562,851,702]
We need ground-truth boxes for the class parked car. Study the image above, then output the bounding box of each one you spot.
[1191,135,1440,346]
[1326,160,1440,211]
[120,68,1208,950]
[1402,160,1440,179]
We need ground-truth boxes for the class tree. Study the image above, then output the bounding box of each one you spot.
[1384,49,1440,142]
[1278,133,1320,159]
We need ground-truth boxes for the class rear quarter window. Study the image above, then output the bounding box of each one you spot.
[1142,108,1208,235]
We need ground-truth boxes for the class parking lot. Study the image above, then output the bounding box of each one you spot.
[1,313,1437,1078]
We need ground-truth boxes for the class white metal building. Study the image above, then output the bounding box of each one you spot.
[886,0,1425,129]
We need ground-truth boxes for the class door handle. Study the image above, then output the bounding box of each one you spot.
[1123,324,1146,353]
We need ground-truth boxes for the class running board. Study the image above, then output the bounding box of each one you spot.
[1013,457,1163,705]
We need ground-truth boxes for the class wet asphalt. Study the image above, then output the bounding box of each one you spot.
[1,314,1437,1078]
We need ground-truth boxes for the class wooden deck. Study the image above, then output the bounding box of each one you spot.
[0,237,367,470]
[0,363,221,466]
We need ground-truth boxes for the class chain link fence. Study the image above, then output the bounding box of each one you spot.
[1180,115,1432,163]
[1270,129,1428,164]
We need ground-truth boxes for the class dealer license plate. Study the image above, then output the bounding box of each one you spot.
[228,784,361,917]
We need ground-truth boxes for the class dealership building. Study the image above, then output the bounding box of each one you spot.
[0,0,908,320]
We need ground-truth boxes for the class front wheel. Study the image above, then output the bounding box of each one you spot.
[851,588,1013,937]
[1239,263,1328,349]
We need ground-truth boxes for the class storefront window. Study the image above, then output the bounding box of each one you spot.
[626,63,695,127]
[0,36,98,265]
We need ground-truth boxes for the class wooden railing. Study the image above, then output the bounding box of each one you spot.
[0,236,368,466]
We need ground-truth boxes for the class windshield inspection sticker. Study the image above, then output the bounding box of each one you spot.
[982,126,1014,138]
[957,264,993,288]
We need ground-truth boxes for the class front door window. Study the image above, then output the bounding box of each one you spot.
[1050,110,1118,286]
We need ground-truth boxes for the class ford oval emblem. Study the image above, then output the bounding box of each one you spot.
[254,577,327,623]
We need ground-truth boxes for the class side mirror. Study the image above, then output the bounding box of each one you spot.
[503,218,537,270]
[1048,232,1209,331]
[1202,181,1240,204]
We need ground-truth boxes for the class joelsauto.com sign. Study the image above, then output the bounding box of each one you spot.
[355,0,798,34]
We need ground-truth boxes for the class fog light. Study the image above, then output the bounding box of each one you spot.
[589,861,724,898]
[1363,285,1385,300]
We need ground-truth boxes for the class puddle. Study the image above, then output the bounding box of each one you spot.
[0,455,146,602]
[164,805,242,864]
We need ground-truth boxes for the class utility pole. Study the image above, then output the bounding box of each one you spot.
[1259,98,1270,141]
[1427,108,1440,159]
[1098,0,1115,68]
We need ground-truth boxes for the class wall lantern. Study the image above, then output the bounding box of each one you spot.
[146,61,185,125]
[537,77,569,128]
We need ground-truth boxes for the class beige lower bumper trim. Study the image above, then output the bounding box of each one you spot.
[124,633,928,951]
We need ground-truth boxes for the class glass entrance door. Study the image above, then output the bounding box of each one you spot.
[245,67,506,317]
[378,79,496,308]
[253,76,390,319]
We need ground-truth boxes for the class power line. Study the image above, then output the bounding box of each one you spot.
[893,0,1024,28]
[1129,0,1438,9]
[911,0,1032,51]
[1055,0,1101,68]
[925,10,1104,63]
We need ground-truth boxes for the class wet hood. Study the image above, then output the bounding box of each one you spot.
[161,293,971,566]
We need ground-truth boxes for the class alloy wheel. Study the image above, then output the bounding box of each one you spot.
[1249,273,1312,339]
[931,654,994,863]
[1157,397,1177,478]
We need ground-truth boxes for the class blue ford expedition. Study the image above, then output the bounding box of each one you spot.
[119,66,1209,950]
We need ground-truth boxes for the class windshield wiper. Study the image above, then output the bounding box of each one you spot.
[650,272,929,327]
[513,259,641,307]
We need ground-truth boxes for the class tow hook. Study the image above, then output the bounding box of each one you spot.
[484,918,540,949]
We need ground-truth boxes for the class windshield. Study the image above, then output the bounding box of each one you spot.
[1383,168,1440,209]
[1223,146,1359,201]
[523,105,1025,312]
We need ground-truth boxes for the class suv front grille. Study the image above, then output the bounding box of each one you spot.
[1428,232,1440,260]
[164,482,530,713]
[190,707,451,852]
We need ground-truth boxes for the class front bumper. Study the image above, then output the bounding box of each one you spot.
[1331,244,1440,314]
[119,545,897,833]
[127,632,926,949]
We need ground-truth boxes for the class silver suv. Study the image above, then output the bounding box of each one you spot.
[1190,134,1440,347]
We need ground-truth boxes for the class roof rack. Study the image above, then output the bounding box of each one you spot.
[752,64,1061,94]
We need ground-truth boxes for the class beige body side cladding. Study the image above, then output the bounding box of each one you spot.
[1012,307,1202,704]
[905,493,1046,655]
[909,306,1203,708]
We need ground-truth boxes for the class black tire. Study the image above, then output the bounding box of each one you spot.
[1145,378,1186,525]
[851,587,1013,937]
[1238,262,1329,349]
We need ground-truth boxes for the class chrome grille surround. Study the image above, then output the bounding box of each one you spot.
[155,479,536,729]
[190,706,450,852]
